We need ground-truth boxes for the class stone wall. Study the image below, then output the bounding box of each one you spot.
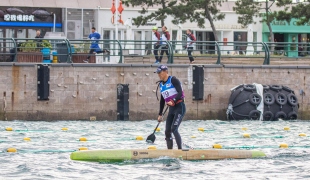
[0,63,309,120]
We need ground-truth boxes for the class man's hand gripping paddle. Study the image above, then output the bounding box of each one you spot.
[146,106,169,143]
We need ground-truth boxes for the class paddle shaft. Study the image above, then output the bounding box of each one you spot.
[152,106,169,134]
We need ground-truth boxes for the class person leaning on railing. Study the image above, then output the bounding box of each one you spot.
[184,29,196,64]
[35,30,43,50]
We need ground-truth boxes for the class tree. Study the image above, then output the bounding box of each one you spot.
[276,0,310,25]
[233,0,292,45]
[291,1,310,25]
[123,0,177,27]
[169,0,227,41]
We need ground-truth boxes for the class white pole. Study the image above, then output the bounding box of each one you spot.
[53,13,56,32]
[115,0,119,40]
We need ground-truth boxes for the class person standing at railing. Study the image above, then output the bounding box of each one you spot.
[152,26,161,64]
[35,30,43,49]
[83,27,109,63]
[158,26,170,63]
[184,29,196,64]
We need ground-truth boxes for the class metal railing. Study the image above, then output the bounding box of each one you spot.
[1,38,310,65]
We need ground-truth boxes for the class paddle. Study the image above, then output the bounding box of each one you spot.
[146,106,169,143]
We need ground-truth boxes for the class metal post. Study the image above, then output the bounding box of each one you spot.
[115,0,119,40]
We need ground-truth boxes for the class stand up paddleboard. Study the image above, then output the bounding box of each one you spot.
[70,149,266,162]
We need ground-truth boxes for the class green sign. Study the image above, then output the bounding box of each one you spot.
[263,19,310,33]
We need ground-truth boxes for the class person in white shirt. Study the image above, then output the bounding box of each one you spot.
[184,29,196,64]
[159,26,170,63]
[152,26,161,64]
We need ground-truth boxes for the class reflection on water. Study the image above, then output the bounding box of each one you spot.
[0,120,310,179]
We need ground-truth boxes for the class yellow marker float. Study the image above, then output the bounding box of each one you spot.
[213,144,223,149]
[279,143,288,148]
[7,148,17,153]
[23,137,31,141]
[243,133,251,138]
[136,136,143,140]
[79,137,87,141]
[79,147,88,151]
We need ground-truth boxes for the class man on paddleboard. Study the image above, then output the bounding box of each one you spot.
[154,65,186,149]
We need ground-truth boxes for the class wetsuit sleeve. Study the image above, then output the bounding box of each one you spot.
[171,76,183,103]
[159,95,165,115]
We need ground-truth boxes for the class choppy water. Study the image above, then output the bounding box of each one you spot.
[1,120,310,180]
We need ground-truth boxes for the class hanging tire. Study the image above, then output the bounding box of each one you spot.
[249,110,261,120]
[275,111,287,120]
[264,93,275,105]
[282,86,293,93]
[287,111,298,120]
[270,85,283,91]
[249,93,262,105]
[243,84,256,92]
[275,92,287,105]
[287,94,298,106]
[263,111,274,121]
[263,85,270,90]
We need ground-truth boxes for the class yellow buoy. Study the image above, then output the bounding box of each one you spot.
[190,136,196,138]
[213,144,223,149]
[61,127,68,131]
[7,148,17,153]
[198,127,204,132]
[156,127,160,132]
[5,127,13,131]
[136,136,144,140]
[241,127,248,131]
[23,137,31,141]
[148,146,157,150]
[79,147,88,151]
[279,143,288,148]
[243,133,251,138]
[79,137,87,141]
[284,127,290,131]
[299,133,306,137]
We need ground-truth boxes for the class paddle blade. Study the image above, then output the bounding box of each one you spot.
[146,133,156,143]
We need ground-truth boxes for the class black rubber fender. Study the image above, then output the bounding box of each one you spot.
[243,84,256,92]
[275,92,288,105]
[249,93,262,105]
[263,85,270,90]
[275,111,287,120]
[270,85,283,91]
[282,86,293,93]
[287,111,298,120]
[287,94,298,106]
[249,110,261,120]
[264,93,275,105]
[263,111,274,121]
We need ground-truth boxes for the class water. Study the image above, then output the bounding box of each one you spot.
[1,120,310,179]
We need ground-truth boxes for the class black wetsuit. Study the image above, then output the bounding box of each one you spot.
[159,76,186,149]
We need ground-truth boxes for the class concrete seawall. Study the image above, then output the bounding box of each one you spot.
[0,63,309,120]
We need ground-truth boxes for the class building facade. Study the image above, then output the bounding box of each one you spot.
[1,0,308,56]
